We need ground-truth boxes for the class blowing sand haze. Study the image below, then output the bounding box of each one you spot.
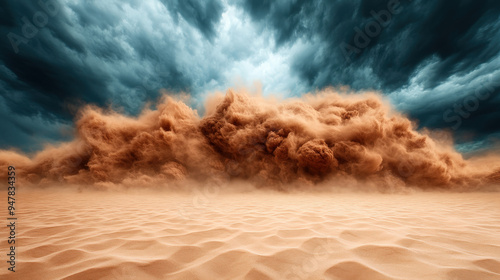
[1,90,499,190]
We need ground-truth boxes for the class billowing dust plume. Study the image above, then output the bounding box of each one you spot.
[1,88,499,191]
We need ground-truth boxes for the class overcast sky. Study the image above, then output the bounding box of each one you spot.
[1,0,500,153]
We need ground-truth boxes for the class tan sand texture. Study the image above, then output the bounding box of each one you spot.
[2,190,499,280]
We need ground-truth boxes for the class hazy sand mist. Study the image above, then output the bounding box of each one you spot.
[1,89,499,191]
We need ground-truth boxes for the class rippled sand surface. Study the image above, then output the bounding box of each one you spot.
[2,190,500,280]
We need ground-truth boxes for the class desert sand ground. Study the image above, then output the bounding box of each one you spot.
[2,189,500,280]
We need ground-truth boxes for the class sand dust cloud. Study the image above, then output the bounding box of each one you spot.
[1,88,499,191]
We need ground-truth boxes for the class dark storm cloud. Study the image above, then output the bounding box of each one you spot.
[0,95,73,152]
[0,0,225,151]
[1,0,499,154]
[241,0,500,149]
[404,73,500,146]
[241,0,500,90]
[160,0,224,40]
